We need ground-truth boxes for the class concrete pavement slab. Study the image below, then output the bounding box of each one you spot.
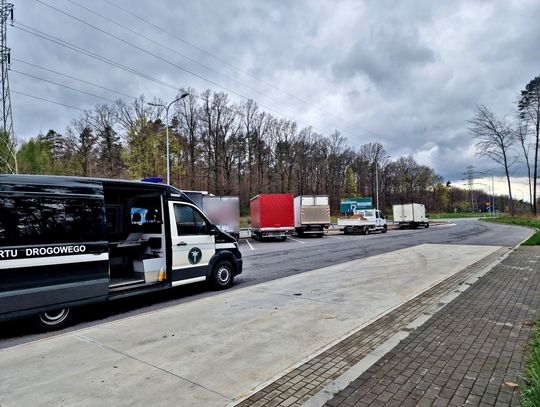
[0,244,501,406]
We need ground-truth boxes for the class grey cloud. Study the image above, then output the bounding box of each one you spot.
[332,20,435,86]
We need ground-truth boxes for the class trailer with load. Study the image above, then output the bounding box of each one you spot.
[293,195,330,237]
[250,193,294,240]
[0,175,242,331]
[183,191,240,240]
[337,209,387,235]
[392,203,429,229]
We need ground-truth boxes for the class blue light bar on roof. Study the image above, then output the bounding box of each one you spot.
[141,177,163,183]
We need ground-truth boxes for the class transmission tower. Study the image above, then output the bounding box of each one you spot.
[465,165,476,212]
[0,0,15,173]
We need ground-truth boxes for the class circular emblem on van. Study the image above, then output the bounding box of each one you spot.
[188,247,202,265]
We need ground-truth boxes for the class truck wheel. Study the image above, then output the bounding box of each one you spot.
[210,260,234,290]
[425,223,429,228]
[343,228,350,235]
[31,308,73,332]
[382,225,387,233]
[316,233,324,238]
[361,226,368,235]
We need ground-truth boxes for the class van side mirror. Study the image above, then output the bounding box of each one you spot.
[208,226,218,235]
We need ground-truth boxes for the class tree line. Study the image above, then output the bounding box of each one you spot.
[470,74,540,216]
[2,87,525,214]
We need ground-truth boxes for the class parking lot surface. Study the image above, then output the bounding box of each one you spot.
[0,244,502,406]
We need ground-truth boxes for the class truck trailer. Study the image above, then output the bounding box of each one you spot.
[250,193,294,240]
[294,195,330,237]
[183,191,240,240]
[392,203,429,228]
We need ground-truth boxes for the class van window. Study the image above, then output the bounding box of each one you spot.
[0,196,105,246]
[173,204,209,235]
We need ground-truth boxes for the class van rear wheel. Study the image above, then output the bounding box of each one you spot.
[32,308,73,332]
[210,261,234,290]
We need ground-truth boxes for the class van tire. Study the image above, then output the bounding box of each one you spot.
[382,225,387,233]
[210,260,234,290]
[31,308,73,332]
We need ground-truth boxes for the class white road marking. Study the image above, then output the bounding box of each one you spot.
[244,239,255,251]
[288,237,305,244]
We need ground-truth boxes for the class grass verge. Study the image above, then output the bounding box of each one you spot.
[522,319,540,407]
[482,217,540,246]
[429,212,496,219]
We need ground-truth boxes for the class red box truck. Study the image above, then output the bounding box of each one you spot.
[250,193,294,240]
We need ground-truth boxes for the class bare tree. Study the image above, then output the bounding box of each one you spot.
[469,105,516,215]
[518,76,540,215]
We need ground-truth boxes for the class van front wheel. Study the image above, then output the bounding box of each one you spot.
[210,261,234,290]
[32,308,72,332]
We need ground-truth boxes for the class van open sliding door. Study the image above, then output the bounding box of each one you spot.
[0,177,110,319]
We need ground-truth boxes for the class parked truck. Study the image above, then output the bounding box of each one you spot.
[392,203,429,229]
[294,195,330,237]
[183,191,240,240]
[337,209,387,235]
[202,196,241,240]
[250,193,294,240]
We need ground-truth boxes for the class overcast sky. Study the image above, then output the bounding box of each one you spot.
[9,0,539,197]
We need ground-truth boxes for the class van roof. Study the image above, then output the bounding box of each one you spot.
[0,174,188,198]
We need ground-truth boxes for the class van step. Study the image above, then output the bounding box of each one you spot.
[109,278,145,289]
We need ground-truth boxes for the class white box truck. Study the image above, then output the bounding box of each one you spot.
[294,195,330,237]
[392,203,429,229]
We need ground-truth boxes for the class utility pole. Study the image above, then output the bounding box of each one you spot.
[0,0,15,173]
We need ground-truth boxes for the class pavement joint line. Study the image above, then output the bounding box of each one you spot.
[73,334,232,401]
[288,237,305,244]
[231,246,507,407]
[244,239,256,251]
[300,246,513,407]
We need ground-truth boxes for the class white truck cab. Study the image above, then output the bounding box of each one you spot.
[337,209,387,235]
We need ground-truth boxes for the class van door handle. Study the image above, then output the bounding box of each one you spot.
[177,242,187,246]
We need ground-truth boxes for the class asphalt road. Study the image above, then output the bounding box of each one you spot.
[0,218,532,348]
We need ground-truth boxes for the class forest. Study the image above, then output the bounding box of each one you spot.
[2,87,521,215]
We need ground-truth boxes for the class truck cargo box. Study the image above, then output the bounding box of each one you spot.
[293,195,330,237]
[250,193,294,239]
[392,203,429,228]
[202,196,240,239]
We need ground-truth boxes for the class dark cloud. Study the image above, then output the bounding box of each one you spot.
[7,0,540,186]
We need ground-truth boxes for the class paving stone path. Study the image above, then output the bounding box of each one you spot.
[236,247,509,407]
[325,246,540,407]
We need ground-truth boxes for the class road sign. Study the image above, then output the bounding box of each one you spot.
[340,197,373,214]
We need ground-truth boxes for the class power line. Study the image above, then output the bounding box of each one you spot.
[13,22,180,91]
[12,69,118,103]
[31,0,369,141]
[12,89,85,111]
[65,0,289,105]
[101,0,306,104]
[100,0,388,141]
[13,58,137,100]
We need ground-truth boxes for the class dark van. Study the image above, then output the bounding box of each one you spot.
[0,175,242,330]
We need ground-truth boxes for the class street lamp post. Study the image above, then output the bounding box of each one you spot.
[148,92,189,185]
[375,155,390,211]
[476,171,495,216]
